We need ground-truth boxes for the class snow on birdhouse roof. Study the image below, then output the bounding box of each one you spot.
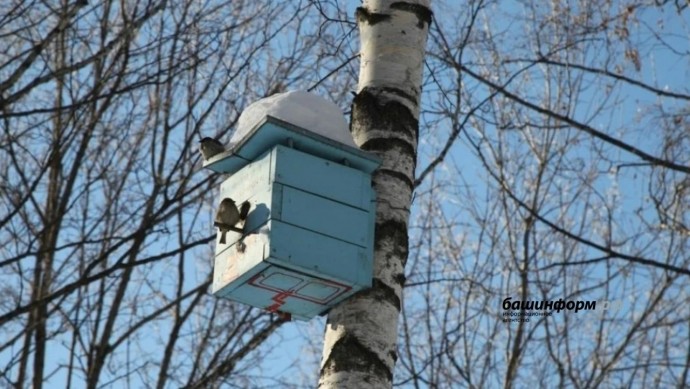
[232,91,357,148]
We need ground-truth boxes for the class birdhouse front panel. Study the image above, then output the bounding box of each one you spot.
[211,144,377,320]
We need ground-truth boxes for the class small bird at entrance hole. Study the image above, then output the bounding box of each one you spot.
[214,198,241,244]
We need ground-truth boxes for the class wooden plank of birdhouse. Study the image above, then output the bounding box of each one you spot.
[267,220,372,287]
[279,186,369,247]
[271,145,372,210]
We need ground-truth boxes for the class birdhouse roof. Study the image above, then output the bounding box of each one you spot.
[203,115,380,176]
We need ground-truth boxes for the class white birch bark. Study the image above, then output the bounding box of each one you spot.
[318,1,431,388]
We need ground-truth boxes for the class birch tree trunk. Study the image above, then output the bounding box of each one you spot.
[318,1,431,387]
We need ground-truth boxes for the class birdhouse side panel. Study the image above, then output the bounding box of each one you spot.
[215,151,274,251]
[367,190,377,254]
[271,145,372,210]
[279,186,369,247]
[212,231,269,297]
[267,220,372,288]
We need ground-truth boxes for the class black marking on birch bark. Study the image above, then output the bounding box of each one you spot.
[359,137,415,158]
[390,2,433,29]
[355,7,391,25]
[374,168,414,191]
[358,86,418,108]
[352,88,418,141]
[372,278,401,311]
[319,333,393,383]
[389,350,398,363]
[375,220,409,259]
[394,273,406,286]
[379,86,418,106]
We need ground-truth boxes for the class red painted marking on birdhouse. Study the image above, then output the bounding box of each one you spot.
[266,291,292,312]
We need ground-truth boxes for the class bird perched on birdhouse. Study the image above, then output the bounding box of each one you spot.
[214,198,250,244]
[200,137,225,160]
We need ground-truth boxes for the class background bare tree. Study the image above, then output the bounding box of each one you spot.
[397,0,690,387]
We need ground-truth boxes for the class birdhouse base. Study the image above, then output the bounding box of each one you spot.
[214,250,356,321]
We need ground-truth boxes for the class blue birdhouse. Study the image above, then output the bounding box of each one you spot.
[203,91,380,321]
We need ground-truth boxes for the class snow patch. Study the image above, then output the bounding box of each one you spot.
[233,91,356,147]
